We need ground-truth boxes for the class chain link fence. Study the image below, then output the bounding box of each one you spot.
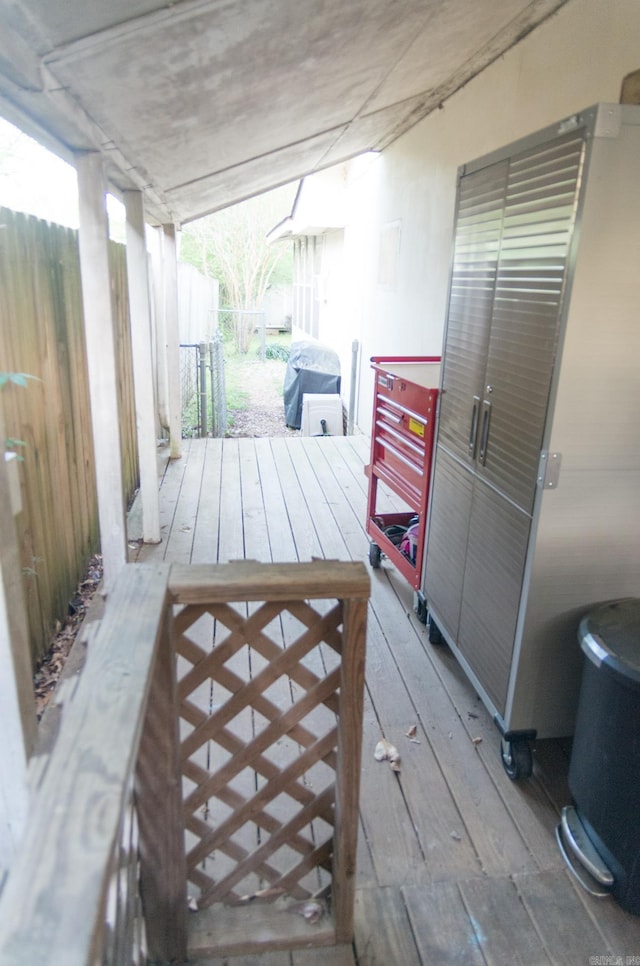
[179,332,226,438]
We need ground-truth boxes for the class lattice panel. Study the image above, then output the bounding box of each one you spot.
[100,779,147,966]
[175,596,345,910]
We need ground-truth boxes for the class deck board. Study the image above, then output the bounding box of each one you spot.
[457,874,553,965]
[354,887,422,966]
[131,436,640,964]
[361,608,482,884]
[371,570,538,879]
[513,869,609,964]
[402,882,485,965]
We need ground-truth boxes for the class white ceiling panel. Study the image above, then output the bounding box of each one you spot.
[0,0,568,223]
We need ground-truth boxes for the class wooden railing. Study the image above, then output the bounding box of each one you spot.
[0,560,369,964]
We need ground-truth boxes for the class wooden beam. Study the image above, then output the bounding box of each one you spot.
[123,191,161,544]
[0,402,35,872]
[169,559,371,605]
[75,151,127,592]
[161,224,182,460]
[189,902,336,958]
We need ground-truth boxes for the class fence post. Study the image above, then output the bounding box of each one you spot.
[212,331,227,438]
[347,339,360,436]
[198,342,207,438]
[208,341,215,437]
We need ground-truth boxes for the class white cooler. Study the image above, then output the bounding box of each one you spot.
[301,393,343,436]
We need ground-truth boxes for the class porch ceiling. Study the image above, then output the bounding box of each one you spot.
[0,0,567,225]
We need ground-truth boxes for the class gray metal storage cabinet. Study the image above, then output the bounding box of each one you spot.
[423,104,640,777]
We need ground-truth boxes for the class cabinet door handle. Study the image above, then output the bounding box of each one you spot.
[469,395,481,458]
[478,399,492,466]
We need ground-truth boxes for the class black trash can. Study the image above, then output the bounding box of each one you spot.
[569,597,640,914]
[283,340,341,429]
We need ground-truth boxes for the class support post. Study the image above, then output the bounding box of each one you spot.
[161,224,182,459]
[123,191,161,544]
[149,228,170,437]
[75,151,127,593]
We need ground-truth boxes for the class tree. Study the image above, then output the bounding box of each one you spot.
[180,184,295,353]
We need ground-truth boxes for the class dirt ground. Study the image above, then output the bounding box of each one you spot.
[33,554,103,719]
[226,357,298,438]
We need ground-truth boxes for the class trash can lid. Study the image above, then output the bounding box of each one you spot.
[579,598,640,685]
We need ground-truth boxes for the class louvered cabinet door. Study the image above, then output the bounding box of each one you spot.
[477,132,586,512]
[436,161,507,463]
[423,447,474,640]
[457,479,533,715]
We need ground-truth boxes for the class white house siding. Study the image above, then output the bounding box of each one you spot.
[342,0,640,430]
[289,157,384,427]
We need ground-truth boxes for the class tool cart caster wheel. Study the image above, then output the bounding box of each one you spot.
[369,541,382,569]
[427,614,444,645]
[414,593,428,625]
[500,737,533,781]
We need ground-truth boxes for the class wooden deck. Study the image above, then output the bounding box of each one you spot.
[132,435,640,965]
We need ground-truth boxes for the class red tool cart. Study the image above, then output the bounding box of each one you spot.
[365,356,440,590]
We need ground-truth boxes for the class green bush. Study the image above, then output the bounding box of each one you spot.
[264,342,290,362]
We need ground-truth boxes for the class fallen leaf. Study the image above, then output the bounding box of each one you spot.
[471,736,483,745]
[405,724,417,738]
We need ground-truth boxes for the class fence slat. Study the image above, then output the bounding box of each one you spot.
[0,207,139,663]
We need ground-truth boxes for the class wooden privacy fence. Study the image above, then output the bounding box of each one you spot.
[0,559,369,964]
[0,207,138,663]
